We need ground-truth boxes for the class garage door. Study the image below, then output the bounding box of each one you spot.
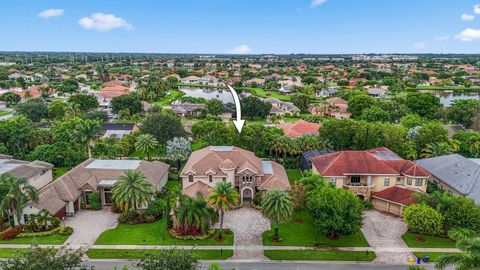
[373,198,387,212]
[388,203,401,216]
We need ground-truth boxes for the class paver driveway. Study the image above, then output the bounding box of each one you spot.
[64,208,119,248]
[215,204,271,260]
[361,210,411,263]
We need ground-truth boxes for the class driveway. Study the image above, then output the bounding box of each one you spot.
[64,208,119,248]
[215,205,271,260]
[361,210,411,263]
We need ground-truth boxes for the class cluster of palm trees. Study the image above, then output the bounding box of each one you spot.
[0,173,38,227]
[112,170,154,212]
[268,135,332,158]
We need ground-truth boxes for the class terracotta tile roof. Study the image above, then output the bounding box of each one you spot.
[279,120,321,138]
[311,148,431,177]
[372,186,418,205]
[183,181,213,198]
[29,186,66,215]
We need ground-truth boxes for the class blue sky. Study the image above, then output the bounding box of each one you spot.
[1,0,480,54]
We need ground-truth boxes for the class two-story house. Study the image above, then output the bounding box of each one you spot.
[180,146,290,203]
[310,147,431,216]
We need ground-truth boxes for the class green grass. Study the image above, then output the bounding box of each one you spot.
[263,211,369,247]
[94,219,233,246]
[402,232,456,248]
[86,249,233,260]
[242,87,292,101]
[0,234,69,245]
[286,169,303,183]
[408,86,480,91]
[166,180,181,190]
[53,167,69,179]
[414,252,459,262]
[154,90,185,106]
[264,250,376,261]
[0,248,57,258]
[191,140,208,151]
[0,110,11,117]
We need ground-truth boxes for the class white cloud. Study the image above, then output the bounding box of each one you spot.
[38,9,64,19]
[229,45,251,54]
[435,35,450,41]
[461,13,475,21]
[414,42,426,49]
[78,13,133,31]
[311,0,327,8]
[455,28,480,41]
[474,4,480,14]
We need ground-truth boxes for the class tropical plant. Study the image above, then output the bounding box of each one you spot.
[403,204,443,235]
[261,189,294,241]
[166,137,191,169]
[135,134,158,161]
[71,119,101,158]
[0,173,38,225]
[177,195,215,234]
[436,230,480,270]
[206,182,240,240]
[112,170,154,212]
[420,142,454,158]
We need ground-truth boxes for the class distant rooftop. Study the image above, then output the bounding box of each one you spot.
[0,163,21,175]
[85,160,141,170]
[210,146,234,152]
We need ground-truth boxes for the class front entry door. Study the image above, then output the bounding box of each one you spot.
[104,189,113,205]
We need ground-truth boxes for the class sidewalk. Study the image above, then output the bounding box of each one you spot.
[0,243,460,253]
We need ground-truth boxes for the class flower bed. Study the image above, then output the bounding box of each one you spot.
[168,228,216,240]
[16,226,73,238]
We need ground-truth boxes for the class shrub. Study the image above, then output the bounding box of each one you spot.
[444,196,480,233]
[146,198,164,219]
[87,192,102,210]
[252,192,264,208]
[0,227,21,240]
[145,215,156,223]
[361,199,373,210]
[289,183,306,210]
[136,249,198,270]
[16,226,73,238]
[118,210,147,225]
[403,204,443,235]
[111,204,123,213]
[168,228,216,240]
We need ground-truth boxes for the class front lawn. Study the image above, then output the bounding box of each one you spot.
[402,232,456,248]
[0,234,69,245]
[286,169,303,183]
[262,211,369,247]
[414,252,459,262]
[86,249,233,260]
[264,250,376,261]
[94,219,233,246]
[0,248,24,258]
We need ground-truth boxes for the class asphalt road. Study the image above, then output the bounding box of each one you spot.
[85,260,444,270]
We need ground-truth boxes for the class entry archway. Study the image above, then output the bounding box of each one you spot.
[241,187,254,204]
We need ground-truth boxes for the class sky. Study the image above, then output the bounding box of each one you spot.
[0,0,480,54]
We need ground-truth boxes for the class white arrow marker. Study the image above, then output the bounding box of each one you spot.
[226,84,245,133]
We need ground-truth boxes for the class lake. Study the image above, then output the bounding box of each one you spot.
[419,90,480,107]
[180,87,250,103]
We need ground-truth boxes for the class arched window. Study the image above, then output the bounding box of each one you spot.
[188,175,193,182]
[209,175,213,182]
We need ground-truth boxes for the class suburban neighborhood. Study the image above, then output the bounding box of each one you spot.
[1,1,480,270]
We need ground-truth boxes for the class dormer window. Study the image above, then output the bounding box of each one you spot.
[188,175,193,182]
[209,175,213,182]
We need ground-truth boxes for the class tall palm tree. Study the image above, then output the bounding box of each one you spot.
[420,142,454,158]
[177,195,214,233]
[72,119,101,158]
[261,189,294,242]
[207,182,240,240]
[135,134,159,161]
[112,170,154,212]
[436,230,480,270]
[0,173,38,225]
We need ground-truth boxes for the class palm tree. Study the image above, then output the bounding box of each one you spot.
[0,173,38,225]
[135,134,158,161]
[177,195,214,233]
[207,182,240,240]
[436,229,480,270]
[420,142,454,158]
[112,170,154,212]
[72,119,101,158]
[261,189,294,242]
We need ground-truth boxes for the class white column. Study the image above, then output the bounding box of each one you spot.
[367,176,372,186]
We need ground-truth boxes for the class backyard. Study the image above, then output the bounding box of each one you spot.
[286,169,303,183]
[94,218,234,246]
[262,211,369,247]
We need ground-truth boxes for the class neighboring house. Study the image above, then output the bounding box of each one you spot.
[278,120,321,138]
[0,155,53,190]
[310,97,351,119]
[300,150,336,171]
[180,75,202,84]
[180,146,290,203]
[172,103,206,117]
[264,97,300,116]
[415,154,480,204]
[244,78,266,87]
[367,87,388,98]
[21,159,169,225]
[316,88,338,98]
[311,147,430,216]
[101,123,139,139]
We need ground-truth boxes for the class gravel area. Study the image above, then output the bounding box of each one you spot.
[64,208,119,248]
[361,210,411,263]
[215,205,271,260]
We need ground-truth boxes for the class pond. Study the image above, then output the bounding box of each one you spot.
[419,90,480,107]
[180,87,250,104]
